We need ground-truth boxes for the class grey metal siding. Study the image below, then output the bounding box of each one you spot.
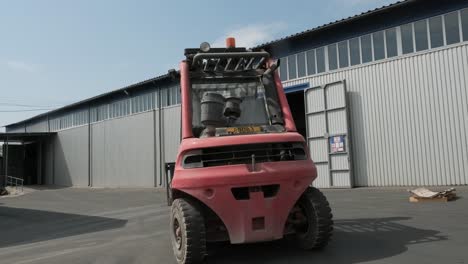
[91,111,155,187]
[162,106,181,164]
[152,105,181,187]
[6,124,25,133]
[26,119,49,132]
[53,126,89,187]
[283,43,468,186]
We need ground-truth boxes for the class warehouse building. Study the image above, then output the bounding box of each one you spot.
[2,0,468,188]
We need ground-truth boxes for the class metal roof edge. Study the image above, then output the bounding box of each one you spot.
[253,0,412,50]
[5,73,172,128]
[0,132,57,141]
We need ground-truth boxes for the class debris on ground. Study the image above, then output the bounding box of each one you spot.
[408,187,456,202]
[0,188,9,196]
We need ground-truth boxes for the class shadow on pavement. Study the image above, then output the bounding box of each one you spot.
[22,185,71,191]
[0,206,127,248]
[207,217,447,264]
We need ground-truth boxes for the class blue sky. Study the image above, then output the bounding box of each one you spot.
[0,0,397,130]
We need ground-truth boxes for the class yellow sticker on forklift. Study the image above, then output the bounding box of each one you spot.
[226,126,262,134]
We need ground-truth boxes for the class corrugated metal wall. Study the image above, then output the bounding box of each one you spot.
[283,44,468,186]
[162,106,181,164]
[91,111,155,187]
[6,124,25,133]
[37,106,182,188]
[53,126,89,187]
[26,119,49,132]
[154,106,182,187]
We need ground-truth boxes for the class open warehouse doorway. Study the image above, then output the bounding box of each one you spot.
[286,90,307,140]
[0,133,55,188]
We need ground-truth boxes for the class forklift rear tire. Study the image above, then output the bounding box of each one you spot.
[294,187,333,250]
[170,198,206,264]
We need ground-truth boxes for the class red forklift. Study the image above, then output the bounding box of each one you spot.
[167,38,333,264]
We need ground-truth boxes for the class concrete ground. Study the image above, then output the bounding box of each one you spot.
[0,186,467,264]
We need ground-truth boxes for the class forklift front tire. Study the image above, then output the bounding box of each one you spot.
[294,187,333,250]
[170,198,206,264]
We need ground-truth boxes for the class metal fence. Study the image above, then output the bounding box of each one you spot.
[6,176,24,192]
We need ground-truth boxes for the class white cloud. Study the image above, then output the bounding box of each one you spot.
[6,60,39,73]
[212,22,287,48]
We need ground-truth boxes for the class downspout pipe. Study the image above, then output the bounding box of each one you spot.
[1,139,6,189]
[3,137,9,189]
[88,104,92,187]
[158,84,163,186]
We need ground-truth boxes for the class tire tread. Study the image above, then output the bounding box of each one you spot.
[298,187,333,250]
[171,199,206,264]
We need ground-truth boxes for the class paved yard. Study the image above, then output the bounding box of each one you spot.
[0,186,467,264]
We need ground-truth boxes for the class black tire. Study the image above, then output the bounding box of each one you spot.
[170,198,206,264]
[294,187,333,250]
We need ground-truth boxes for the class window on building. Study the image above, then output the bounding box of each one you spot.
[176,85,181,104]
[132,97,139,113]
[73,110,88,126]
[445,12,460,45]
[338,41,349,68]
[170,86,177,105]
[361,34,373,63]
[59,117,65,129]
[297,52,306,78]
[316,47,326,73]
[110,99,129,118]
[98,104,108,121]
[462,9,468,41]
[306,50,316,75]
[132,97,137,113]
[143,95,149,111]
[50,118,60,131]
[60,114,73,129]
[90,108,98,123]
[349,37,360,66]
[385,28,398,58]
[154,92,159,108]
[124,100,130,115]
[167,87,173,106]
[161,88,168,107]
[414,20,429,51]
[287,55,297,79]
[373,31,385,60]
[166,87,172,107]
[73,112,79,126]
[401,23,414,54]
[279,57,288,81]
[429,16,444,48]
[132,93,154,113]
[110,103,117,118]
[328,44,338,70]
[141,96,147,112]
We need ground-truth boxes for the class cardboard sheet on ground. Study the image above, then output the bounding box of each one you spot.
[409,187,456,198]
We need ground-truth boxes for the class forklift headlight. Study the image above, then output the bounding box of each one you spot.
[291,142,308,160]
[182,150,204,169]
[200,42,211,52]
